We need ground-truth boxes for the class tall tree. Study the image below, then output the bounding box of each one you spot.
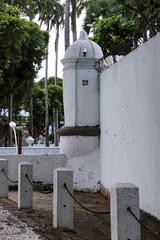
[77,0,160,60]
[71,0,77,42]
[92,15,139,58]
[38,0,63,146]
[65,0,70,50]
[64,0,78,46]
[51,2,64,146]
[77,0,115,34]
[0,0,39,19]
[117,0,160,41]
[0,2,48,101]
[0,3,48,145]
[27,78,63,140]
[51,2,64,85]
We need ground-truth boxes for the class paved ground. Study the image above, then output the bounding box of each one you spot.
[0,191,159,239]
[0,191,110,240]
[0,206,42,240]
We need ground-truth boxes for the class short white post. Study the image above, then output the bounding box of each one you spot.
[53,167,73,229]
[18,162,33,209]
[0,159,8,197]
[111,183,140,240]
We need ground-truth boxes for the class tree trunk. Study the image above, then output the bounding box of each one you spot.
[45,20,50,147]
[53,108,59,146]
[65,0,70,50]
[54,23,60,146]
[17,130,22,154]
[53,107,58,146]
[9,94,13,147]
[55,23,59,85]
[29,93,33,136]
[52,107,54,144]
[71,0,77,42]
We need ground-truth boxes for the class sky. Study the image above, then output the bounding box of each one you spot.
[36,6,85,81]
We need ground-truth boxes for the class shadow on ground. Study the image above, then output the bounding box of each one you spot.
[0,191,159,239]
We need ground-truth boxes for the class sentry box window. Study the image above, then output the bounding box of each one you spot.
[82,80,88,86]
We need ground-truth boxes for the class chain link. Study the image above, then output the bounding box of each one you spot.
[127,207,160,240]
[25,174,53,194]
[1,169,18,184]
[1,169,52,194]
[64,183,110,215]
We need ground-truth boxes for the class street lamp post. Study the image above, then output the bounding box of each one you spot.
[9,121,18,154]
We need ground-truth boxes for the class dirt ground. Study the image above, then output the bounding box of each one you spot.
[0,191,159,240]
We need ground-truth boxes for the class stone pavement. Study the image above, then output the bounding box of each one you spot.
[5,191,111,240]
[0,206,42,240]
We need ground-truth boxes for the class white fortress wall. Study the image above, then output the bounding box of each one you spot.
[100,33,160,219]
[0,146,60,155]
[0,154,66,185]
[65,148,100,192]
[60,136,100,191]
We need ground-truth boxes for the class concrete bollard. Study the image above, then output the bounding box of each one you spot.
[18,162,33,209]
[53,167,73,229]
[111,183,140,240]
[0,159,8,197]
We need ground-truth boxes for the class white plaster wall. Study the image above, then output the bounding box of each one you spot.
[60,136,100,191]
[63,67,76,126]
[0,154,66,185]
[0,146,60,155]
[66,149,100,191]
[100,33,160,219]
[60,135,99,159]
[77,68,99,126]
[63,60,100,127]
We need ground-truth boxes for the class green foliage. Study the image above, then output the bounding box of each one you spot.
[0,3,48,101]
[117,0,160,39]
[38,0,64,28]
[0,3,48,144]
[37,77,63,113]
[31,82,45,135]
[77,0,115,34]
[0,0,39,19]
[28,77,63,137]
[38,76,63,88]
[76,0,90,16]
[0,2,65,144]
[48,84,63,111]
[92,15,139,57]
[79,0,160,57]
[16,126,23,132]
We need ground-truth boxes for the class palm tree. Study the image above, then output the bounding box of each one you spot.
[51,2,64,146]
[51,2,64,85]
[65,0,70,50]
[64,0,77,48]
[38,0,63,146]
[71,0,77,42]
[76,0,90,17]
[77,0,114,34]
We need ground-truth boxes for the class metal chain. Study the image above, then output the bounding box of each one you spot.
[127,207,160,240]
[25,174,33,186]
[64,183,110,215]
[1,169,18,184]
[38,190,53,194]
[25,174,53,194]
[2,170,51,193]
